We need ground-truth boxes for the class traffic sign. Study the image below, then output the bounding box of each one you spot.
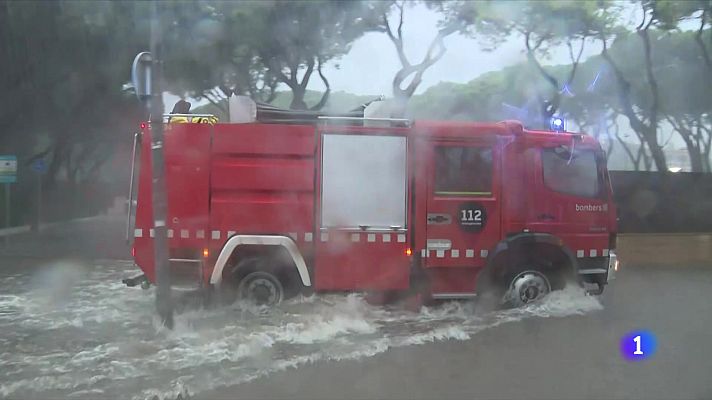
[31,158,48,174]
[0,155,17,184]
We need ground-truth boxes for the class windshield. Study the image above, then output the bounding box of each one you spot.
[542,148,601,198]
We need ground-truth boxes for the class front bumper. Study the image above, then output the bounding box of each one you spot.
[578,251,618,294]
[607,250,618,281]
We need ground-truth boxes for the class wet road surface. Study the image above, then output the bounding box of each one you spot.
[204,265,712,400]
[0,257,607,399]
[1,217,711,400]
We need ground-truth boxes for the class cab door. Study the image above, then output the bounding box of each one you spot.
[424,138,501,269]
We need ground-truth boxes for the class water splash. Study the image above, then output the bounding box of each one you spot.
[0,261,602,400]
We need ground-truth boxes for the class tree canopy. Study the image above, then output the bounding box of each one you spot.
[1,0,711,226]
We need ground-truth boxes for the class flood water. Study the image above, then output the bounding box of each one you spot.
[0,260,602,399]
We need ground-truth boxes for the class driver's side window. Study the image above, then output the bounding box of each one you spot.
[434,146,492,196]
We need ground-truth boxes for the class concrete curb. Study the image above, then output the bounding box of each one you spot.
[0,215,103,237]
[0,225,30,237]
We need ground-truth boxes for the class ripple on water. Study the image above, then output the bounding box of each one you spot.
[0,260,602,400]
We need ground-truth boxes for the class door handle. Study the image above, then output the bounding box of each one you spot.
[537,213,556,221]
[427,213,451,225]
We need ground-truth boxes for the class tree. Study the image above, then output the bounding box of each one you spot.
[654,31,712,172]
[161,2,278,113]
[164,1,378,110]
[442,0,617,127]
[367,1,458,114]
[661,0,712,172]
[0,1,143,194]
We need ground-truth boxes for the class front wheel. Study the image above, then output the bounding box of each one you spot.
[505,270,551,307]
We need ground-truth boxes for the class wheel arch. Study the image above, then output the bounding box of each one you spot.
[478,233,579,291]
[209,235,311,287]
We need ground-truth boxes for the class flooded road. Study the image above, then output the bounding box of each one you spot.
[0,259,602,399]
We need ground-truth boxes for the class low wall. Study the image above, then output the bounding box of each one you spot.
[617,234,712,267]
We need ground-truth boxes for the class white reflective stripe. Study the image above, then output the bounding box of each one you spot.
[421,249,427,257]
[134,228,143,238]
[321,232,329,242]
[228,230,236,237]
[181,229,189,239]
[577,250,585,258]
[149,229,155,238]
[196,230,205,239]
[397,234,406,243]
[351,233,360,242]
[367,233,376,242]
[382,234,391,243]
[304,232,313,242]
[155,220,165,227]
[603,249,609,257]
[436,250,445,258]
[451,249,459,258]
[212,231,221,240]
[288,232,297,241]
[480,249,488,258]
[432,293,478,300]
[590,249,597,257]
[465,249,474,258]
[167,229,174,238]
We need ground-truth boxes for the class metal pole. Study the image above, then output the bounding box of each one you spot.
[150,0,173,328]
[4,183,9,248]
[36,173,42,232]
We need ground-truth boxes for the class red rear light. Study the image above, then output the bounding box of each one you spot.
[140,122,147,129]
[131,247,136,257]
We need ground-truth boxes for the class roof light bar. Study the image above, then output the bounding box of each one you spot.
[550,116,565,132]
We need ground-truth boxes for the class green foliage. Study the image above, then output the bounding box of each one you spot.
[163,1,380,110]
[0,1,144,182]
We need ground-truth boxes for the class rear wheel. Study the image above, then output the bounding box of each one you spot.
[237,271,284,307]
[223,256,297,307]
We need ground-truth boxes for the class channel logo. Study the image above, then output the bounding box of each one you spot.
[620,330,656,361]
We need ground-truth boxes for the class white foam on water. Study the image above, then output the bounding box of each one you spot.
[0,260,603,400]
[400,325,471,345]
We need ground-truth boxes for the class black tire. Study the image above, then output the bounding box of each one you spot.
[223,256,294,307]
[237,270,284,306]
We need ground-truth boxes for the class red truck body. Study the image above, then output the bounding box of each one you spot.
[130,113,617,302]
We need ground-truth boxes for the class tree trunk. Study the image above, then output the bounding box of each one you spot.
[646,134,667,173]
[289,87,307,110]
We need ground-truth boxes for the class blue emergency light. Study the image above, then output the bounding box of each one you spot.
[550,116,565,132]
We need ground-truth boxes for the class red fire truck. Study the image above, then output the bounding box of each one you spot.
[126,98,618,308]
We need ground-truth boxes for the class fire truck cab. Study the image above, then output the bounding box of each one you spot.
[127,98,617,308]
